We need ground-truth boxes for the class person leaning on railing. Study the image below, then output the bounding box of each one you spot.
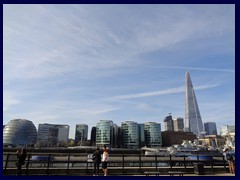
[15,148,27,176]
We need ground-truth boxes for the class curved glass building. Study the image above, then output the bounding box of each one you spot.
[3,119,37,146]
[144,122,162,147]
[96,120,113,147]
[121,121,139,149]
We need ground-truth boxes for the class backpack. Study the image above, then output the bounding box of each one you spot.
[226,153,233,161]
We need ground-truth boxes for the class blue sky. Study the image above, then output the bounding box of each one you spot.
[3,4,235,139]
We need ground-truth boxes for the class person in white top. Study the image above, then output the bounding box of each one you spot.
[102,145,109,176]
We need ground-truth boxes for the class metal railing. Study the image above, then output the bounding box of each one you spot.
[3,152,230,176]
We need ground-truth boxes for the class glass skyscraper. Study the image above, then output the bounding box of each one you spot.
[96,120,114,148]
[121,121,139,149]
[185,71,204,137]
[144,122,162,147]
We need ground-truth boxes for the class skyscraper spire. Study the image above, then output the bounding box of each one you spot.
[185,71,204,137]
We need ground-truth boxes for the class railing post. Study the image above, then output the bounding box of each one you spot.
[139,154,142,173]
[67,153,71,175]
[169,154,173,170]
[46,154,51,175]
[155,155,157,171]
[4,153,10,175]
[211,154,214,174]
[86,159,89,175]
[122,152,125,174]
[26,153,31,176]
[183,155,187,171]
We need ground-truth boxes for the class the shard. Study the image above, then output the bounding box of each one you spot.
[185,71,204,137]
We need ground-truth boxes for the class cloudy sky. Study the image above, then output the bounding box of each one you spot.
[3,4,235,139]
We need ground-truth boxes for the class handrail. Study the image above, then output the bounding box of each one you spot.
[3,152,231,176]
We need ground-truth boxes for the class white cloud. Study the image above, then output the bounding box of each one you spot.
[3,4,234,139]
[110,84,218,100]
[155,66,234,73]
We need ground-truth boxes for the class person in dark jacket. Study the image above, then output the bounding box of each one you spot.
[15,148,27,176]
[92,147,101,176]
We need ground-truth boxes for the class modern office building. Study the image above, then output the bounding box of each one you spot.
[37,123,69,147]
[96,120,119,148]
[121,121,139,149]
[138,123,145,147]
[91,126,96,146]
[173,117,184,132]
[75,124,88,145]
[116,126,123,148]
[144,122,162,147]
[164,114,174,131]
[204,122,217,135]
[3,119,37,147]
[112,123,122,148]
[185,71,204,137]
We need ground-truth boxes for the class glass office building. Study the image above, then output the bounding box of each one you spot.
[37,123,69,147]
[96,120,114,148]
[185,71,204,137]
[3,119,37,147]
[144,122,162,147]
[204,122,217,135]
[121,121,139,149]
[138,123,145,147]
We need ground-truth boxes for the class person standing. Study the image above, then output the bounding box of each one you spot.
[223,148,235,174]
[102,145,109,176]
[15,148,27,176]
[92,147,101,176]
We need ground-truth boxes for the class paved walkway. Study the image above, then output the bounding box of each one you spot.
[132,173,235,176]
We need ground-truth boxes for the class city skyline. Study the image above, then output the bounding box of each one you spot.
[3,4,235,139]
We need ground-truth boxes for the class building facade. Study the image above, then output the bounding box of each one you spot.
[144,122,162,147]
[3,119,37,147]
[185,71,204,137]
[75,124,88,145]
[37,123,69,147]
[121,121,139,149]
[204,122,217,135]
[164,114,174,131]
[96,120,116,148]
[91,126,96,146]
[138,124,145,147]
[173,117,184,132]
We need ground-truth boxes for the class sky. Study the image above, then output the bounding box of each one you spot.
[3,4,235,139]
